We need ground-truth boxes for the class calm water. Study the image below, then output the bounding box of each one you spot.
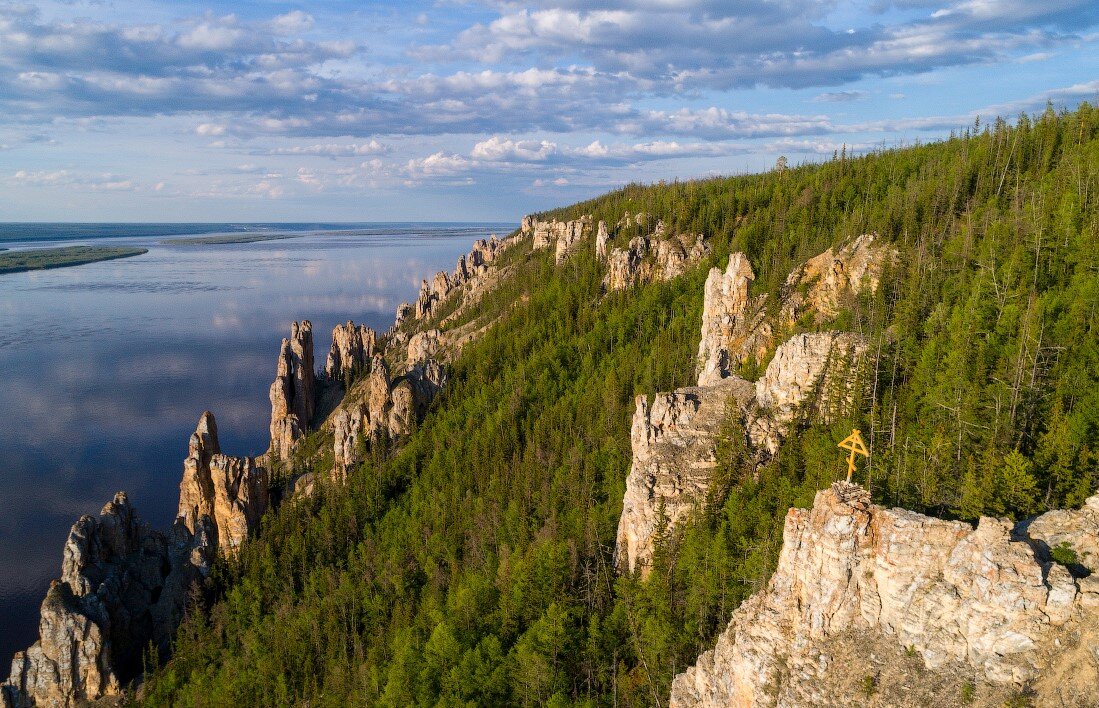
[0,223,507,669]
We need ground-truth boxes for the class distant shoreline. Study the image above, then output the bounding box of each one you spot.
[0,246,149,274]
[162,233,302,245]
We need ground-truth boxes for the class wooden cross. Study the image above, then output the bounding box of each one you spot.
[838,429,869,483]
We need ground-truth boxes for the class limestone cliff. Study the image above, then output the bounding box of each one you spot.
[618,240,882,576]
[696,253,771,386]
[604,223,709,292]
[615,376,755,574]
[747,332,869,456]
[696,236,894,387]
[177,412,269,555]
[670,484,1099,707]
[779,232,893,325]
[325,321,376,381]
[3,495,214,708]
[268,320,316,460]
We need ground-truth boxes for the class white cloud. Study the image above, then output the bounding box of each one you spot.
[471,136,557,161]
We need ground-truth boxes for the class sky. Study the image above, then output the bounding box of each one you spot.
[0,0,1097,222]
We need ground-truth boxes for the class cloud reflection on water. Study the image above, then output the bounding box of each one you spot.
[0,225,488,669]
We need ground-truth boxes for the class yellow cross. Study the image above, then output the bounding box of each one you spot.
[838,429,869,483]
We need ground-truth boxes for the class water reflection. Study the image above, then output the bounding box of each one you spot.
[0,224,501,668]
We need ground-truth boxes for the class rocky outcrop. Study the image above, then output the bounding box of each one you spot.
[406,235,514,323]
[268,320,316,461]
[3,495,214,708]
[619,239,884,577]
[554,217,591,264]
[615,376,756,575]
[332,405,366,482]
[521,216,591,260]
[670,483,1099,707]
[325,321,376,381]
[696,237,894,388]
[696,253,771,385]
[747,332,868,456]
[779,233,894,325]
[603,229,709,292]
[177,412,269,556]
[595,221,608,261]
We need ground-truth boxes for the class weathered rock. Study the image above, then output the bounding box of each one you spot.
[268,320,316,460]
[394,302,412,328]
[325,321,376,381]
[780,233,896,325]
[604,231,708,292]
[696,253,771,386]
[670,484,1099,707]
[3,494,214,708]
[615,376,756,575]
[407,329,441,364]
[365,354,393,440]
[604,236,650,291]
[554,217,590,264]
[595,221,608,261]
[178,412,269,556]
[747,331,869,457]
[332,405,366,481]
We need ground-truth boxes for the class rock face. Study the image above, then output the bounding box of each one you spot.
[618,240,884,577]
[269,320,316,461]
[3,495,214,708]
[696,253,771,386]
[177,412,269,555]
[780,233,893,324]
[406,235,513,323]
[603,230,709,292]
[325,321,376,381]
[554,217,590,264]
[615,377,756,574]
[332,404,367,481]
[670,483,1099,707]
[747,332,869,456]
[595,221,609,261]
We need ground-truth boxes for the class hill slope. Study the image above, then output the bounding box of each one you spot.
[129,104,1099,705]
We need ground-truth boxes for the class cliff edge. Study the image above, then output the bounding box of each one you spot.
[670,483,1099,707]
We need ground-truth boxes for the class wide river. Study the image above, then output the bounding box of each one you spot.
[0,223,505,669]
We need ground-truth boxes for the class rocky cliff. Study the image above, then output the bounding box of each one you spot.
[2,494,214,708]
[3,411,269,707]
[616,376,756,574]
[177,412,269,555]
[670,483,1099,707]
[696,253,771,386]
[604,221,710,291]
[268,320,316,461]
[325,321,376,381]
[616,240,881,576]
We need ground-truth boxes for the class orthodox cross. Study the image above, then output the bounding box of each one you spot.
[838,429,869,483]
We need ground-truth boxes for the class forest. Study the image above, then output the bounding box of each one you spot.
[140,104,1099,706]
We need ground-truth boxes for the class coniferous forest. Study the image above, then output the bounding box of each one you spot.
[141,105,1099,706]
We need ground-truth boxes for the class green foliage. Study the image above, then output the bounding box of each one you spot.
[143,104,1099,706]
[0,245,147,274]
[1050,541,1079,568]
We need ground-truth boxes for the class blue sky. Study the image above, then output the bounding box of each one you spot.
[0,0,1096,221]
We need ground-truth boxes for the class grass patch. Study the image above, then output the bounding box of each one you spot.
[0,245,148,274]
